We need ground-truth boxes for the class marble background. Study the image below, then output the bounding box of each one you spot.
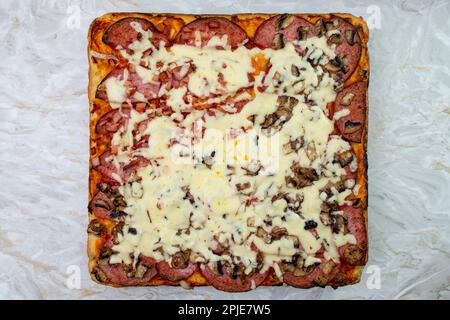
[0,0,449,300]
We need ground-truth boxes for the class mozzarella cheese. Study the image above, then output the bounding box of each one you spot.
[101,22,357,274]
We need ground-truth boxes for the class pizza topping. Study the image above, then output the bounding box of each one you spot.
[92,17,366,289]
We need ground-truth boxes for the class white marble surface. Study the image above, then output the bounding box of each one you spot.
[0,0,449,300]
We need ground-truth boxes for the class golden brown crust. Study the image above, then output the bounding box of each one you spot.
[87,12,369,289]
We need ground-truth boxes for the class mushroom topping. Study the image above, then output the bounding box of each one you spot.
[345,29,357,46]
[133,260,149,279]
[314,260,336,286]
[256,227,272,244]
[335,150,354,167]
[261,96,298,132]
[92,267,109,283]
[286,164,319,188]
[282,137,303,155]
[297,26,308,41]
[236,181,251,192]
[305,143,317,161]
[171,250,191,269]
[327,32,342,45]
[112,221,125,244]
[340,92,355,106]
[314,19,325,37]
[231,263,247,280]
[97,182,111,194]
[241,163,262,176]
[282,255,319,276]
[343,244,365,265]
[109,210,127,219]
[285,235,300,248]
[112,195,126,211]
[87,220,106,236]
[291,64,300,77]
[332,214,348,234]
[344,120,362,134]
[278,14,295,29]
[271,226,288,240]
[324,56,345,73]
[247,216,256,227]
[93,198,111,211]
[272,33,285,49]
[320,201,340,226]
[324,19,339,32]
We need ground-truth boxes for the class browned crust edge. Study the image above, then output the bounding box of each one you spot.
[87,12,369,289]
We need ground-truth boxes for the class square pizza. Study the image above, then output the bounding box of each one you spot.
[87,13,369,291]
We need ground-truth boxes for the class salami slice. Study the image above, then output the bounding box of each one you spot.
[282,258,340,288]
[322,16,362,81]
[334,81,366,143]
[96,65,161,104]
[174,17,248,48]
[338,205,367,265]
[201,264,268,292]
[253,14,314,52]
[157,261,198,281]
[95,259,157,286]
[103,17,169,50]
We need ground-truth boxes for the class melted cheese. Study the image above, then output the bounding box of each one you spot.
[101,21,358,273]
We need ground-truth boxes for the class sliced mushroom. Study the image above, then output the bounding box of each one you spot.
[256,227,272,244]
[320,210,334,226]
[109,210,127,219]
[134,261,149,279]
[324,19,339,32]
[344,120,362,134]
[343,244,365,265]
[328,32,342,45]
[340,92,355,106]
[171,250,190,269]
[113,196,127,210]
[285,235,300,248]
[345,29,357,46]
[332,214,348,234]
[291,64,300,77]
[261,96,298,132]
[335,150,354,167]
[97,182,111,194]
[283,137,303,155]
[247,216,256,227]
[287,164,319,188]
[297,26,308,41]
[272,33,285,49]
[236,182,251,192]
[305,143,317,161]
[93,198,111,210]
[271,226,288,240]
[92,267,109,283]
[278,14,295,29]
[314,19,325,37]
[87,220,106,236]
[112,221,125,244]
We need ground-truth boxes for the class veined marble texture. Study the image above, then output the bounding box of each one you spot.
[0,0,449,300]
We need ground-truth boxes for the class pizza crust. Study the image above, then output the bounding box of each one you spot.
[87,12,369,289]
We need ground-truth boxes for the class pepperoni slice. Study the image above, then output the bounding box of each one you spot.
[103,17,169,50]
[253,14,314,52]
[326,16,362,81]
[157,261,198,281]
[96,65,161,104]
[175,17,248,48]
[334,81,366,143]
[338,205,367,265]
[201,264,268,292]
